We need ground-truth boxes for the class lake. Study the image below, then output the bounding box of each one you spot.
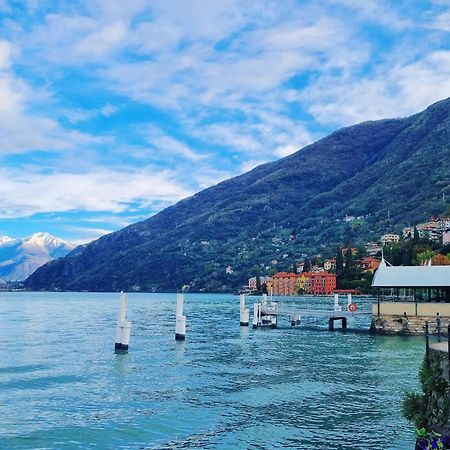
[0,292,423,449]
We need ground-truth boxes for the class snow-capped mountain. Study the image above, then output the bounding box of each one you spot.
[0,232,76,282]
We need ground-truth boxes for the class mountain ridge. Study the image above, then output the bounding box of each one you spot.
[0,233,75,282]
[25,98,450,292]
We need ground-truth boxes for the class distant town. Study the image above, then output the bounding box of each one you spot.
[247,216,450,296]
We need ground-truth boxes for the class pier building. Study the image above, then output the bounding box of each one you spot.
[371,259,450,335]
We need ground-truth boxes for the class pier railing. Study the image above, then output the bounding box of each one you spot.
[425,319,450,380]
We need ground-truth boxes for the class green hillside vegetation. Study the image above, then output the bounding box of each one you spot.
[25,98,450,292]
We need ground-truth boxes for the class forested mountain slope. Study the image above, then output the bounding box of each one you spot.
[25,98,450,292]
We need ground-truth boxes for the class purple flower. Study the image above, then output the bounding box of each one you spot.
[440,435,450,448]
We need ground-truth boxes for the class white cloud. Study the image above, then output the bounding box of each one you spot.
[0,40,12,68]
[75,20,127,58]
[301,50,450,126]
[274,144,299,158]
[430,10,450,32]
[140,126,208,162]
[64,226,113,245]
[60,104,119,123]
[240,159,270,173]
[0,167,193,218]
[0,0,449,241]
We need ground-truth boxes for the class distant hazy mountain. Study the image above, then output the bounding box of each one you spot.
[0,232,75,282]
[26,98,450,292]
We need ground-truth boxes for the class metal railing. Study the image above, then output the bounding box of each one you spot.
[425,318,450,380]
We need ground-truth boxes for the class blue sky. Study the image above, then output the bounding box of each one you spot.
[0,0,449,244]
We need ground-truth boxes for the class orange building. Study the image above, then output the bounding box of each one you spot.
[309,272,336,295]
[358,257,381,272]
[271,271,336,296]
[271,272,298,295]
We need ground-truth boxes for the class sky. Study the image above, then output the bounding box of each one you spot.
[0,0,449,244]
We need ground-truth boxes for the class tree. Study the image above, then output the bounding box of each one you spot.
[413,226,419,243]
[345,247,355,268]
[311,255,321,266]
[336,248,344,273]
[413,250,435,266]
[292,262,298,274]
[302,258,311,272]
[431,254,450,265]
[261,282,268,294]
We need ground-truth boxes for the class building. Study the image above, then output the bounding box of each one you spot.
[358,257,381,272]
[342,247,358,256]
[271,272,336,296]
[365,242,382,256]
[309,272,336,295]
[380,234,400,246]
[296,273,311,293]
[248,276,271,291]
[403,217,450,243]
[443,231,450,246]
[371,261,450,335]
[323,258,336,271]
[271,272,298,295]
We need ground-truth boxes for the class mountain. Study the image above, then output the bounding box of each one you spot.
[0,232,76,282]
[25,98,450,292]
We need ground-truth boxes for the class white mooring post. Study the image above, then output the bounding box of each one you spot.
[175,293,186,341]
[347,292,352,308]
[239,293,249,326]
[252,303,260,328]
[115,292,132,353]
[334,293,340,312]
[262,293,268,307]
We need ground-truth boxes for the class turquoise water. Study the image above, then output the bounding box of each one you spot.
[0,292,423,449]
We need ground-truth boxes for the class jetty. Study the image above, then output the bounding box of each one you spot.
[242,292,371,331]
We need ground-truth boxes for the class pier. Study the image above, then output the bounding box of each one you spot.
[246,292,371,331]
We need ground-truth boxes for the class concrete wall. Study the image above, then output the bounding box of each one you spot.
[371,302,450,335]
[372,302,450,317]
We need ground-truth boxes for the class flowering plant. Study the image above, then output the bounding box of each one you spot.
[416,428,450,449]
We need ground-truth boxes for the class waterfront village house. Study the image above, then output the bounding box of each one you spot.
[309,272,336,295]
[365,242,382,256]
[271,272,298,295]
[403,217,450,242]
[358,257,381,272]
[342,247,358,256]
[248,276,271,291]
[380,233,400,246]
[271,272,336,296]
[444,230,450,245]
[323,258,336,271]
[371,260,450,335]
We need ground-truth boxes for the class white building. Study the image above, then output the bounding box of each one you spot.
[380,234,400,246]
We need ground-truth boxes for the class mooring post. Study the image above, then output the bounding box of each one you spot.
[328,317,334,331]
[347,293,352,309]
[175,293,186,340]
[342,317,347,330]
[115,291,132,353]
[252,303,259,328]
[437,313,441,343]
[425,321,429,359]
[239,293,249,326]
[334,293,339,312]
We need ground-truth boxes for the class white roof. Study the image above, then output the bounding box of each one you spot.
[372,260,450,288]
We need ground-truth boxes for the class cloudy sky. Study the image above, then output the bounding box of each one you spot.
[0,0,449,244]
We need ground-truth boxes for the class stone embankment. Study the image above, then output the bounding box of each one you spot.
[370,302,450,335]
